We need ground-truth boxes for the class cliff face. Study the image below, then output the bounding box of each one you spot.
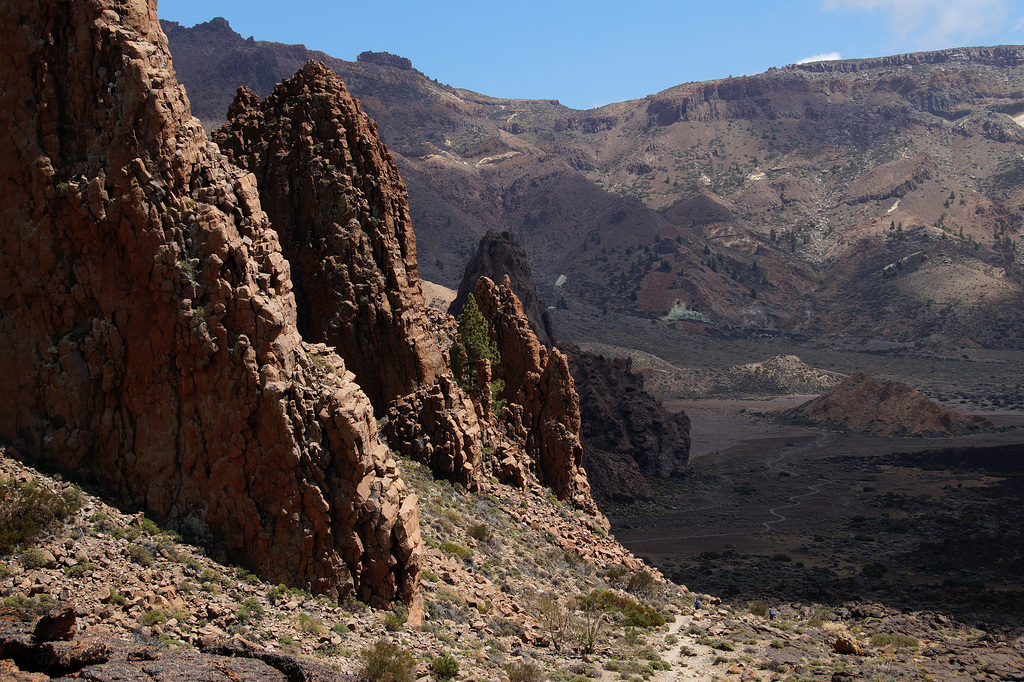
[213,63,446,413]
[474,277,600,518]
[0,0,419,605]
[562,346,690,501]
[449,232,557,348]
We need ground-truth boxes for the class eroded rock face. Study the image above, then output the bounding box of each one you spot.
[214,62,446,414]
[384,377,484,490]
[562,345,691,502]
[450,231,557,348]
[474,277,600,517]
[0,0,419,605]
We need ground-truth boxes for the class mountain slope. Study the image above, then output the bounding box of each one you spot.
[164,20,1024,347]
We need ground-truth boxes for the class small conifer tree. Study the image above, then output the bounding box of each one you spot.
[450,294,500,391]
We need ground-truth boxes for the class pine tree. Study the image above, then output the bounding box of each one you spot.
[451,295,499,391]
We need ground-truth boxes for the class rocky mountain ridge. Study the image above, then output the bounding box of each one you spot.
[163,20,1024,348]
[0,0,608,618]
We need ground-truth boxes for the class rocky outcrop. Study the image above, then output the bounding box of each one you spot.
[450,231,557,348]
[0,607,347,681]
[0,0,419,605]
[357,51,414,70]
[214,62,446,413]
[383,377,485,490]
[721,354,846,396]
[474,277,600,518]
[779,373,996,437]
[562,345,690,501]
[840,155,935,205]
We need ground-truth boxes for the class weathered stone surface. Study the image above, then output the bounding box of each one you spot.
[833,632,865,655]
[32,608,75,643]
[214,62,446,413]
[563,344,690,501]
[449,231,557,348]
[0,0,419,605]
[384,377,484,490]
[474,277,601,520]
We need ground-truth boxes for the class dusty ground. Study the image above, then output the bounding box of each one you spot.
[609,395,1024,633]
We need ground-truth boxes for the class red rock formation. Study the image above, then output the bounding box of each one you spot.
[383,377,484,490]
[562,345,690,502]
[474,277,601,518]
[449,231,557,348]
[0,0,419,605]
[213,63,446,413]
[781,373,996,437]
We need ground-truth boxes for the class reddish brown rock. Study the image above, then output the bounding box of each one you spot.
[562,344,690,501]
[0,0,419,605]
[33,608,75,643]
[449,231,557,348]
[833,632,865,655]
[781,373,996,437]
[213,62,446,413]
[474,277,601,519]
[384,377,485,490]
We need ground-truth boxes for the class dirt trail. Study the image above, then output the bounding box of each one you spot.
[761,432,831,532]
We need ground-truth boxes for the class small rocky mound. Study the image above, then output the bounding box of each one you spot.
[779,373,997,436]
[721,355,846,396]
[450,231,557,348]
[840,154,935,204]
[563,345,691,502]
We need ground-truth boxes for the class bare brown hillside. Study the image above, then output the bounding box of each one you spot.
[165,21,1024,348]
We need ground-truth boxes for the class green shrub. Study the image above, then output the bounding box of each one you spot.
[869,633,919,649]
[3,594,58,614]
[467,522,490,542]
[806,606,832,627]
[143,609,167,625]
[0,478,81,553]
[505,660,544,682]
[128,544,155,567]
[439,541,473,562]
[20,547,48,569]
[384,613,405,632]
[64,562,93,577]
[747,600,769,617]
[578,589,665,628]
[430,653,459,679]
[297,612,324,634]
[361,638,415,682]
[236,598,264,625]
[332,621,351,634]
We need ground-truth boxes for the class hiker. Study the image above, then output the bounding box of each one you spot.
[768,608,776,621]
[694,597,701,610]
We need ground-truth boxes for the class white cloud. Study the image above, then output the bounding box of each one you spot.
[823,0,1008,47]
[796,52,843,63]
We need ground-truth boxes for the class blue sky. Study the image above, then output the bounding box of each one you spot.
[158,0,1024,110]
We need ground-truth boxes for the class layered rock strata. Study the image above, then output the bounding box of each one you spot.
[0,0,419,604]
[213,62,445,413]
